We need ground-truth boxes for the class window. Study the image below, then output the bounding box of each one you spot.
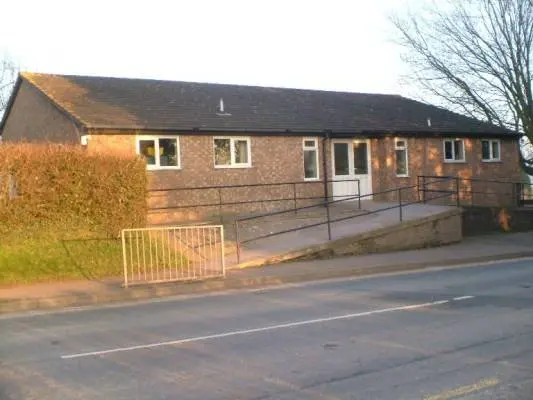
[481,139,500,162]
[334,143,349,176]
[395,138,408,176]
[303,138,319,180]
[214,137,251,168]
[353,141,369,174]
[137,136,180,170]
[443,139,465,162]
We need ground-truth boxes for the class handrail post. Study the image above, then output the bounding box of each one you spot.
[515,182,522,207]
[398,188,403,222]
[234,220,241,264]
[293,183,297,214]
[326,200,332,240]
[455,177,460,207]
[218,188,223,222]
[357,179,361,210]
[416,176,421,202]
[470,179,474,206]
[422,176,426,203]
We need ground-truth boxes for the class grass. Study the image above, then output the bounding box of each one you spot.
[0,233,124,285]
[0,227,191,285]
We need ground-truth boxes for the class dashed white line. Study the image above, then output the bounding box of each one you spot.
[61,296,474,360]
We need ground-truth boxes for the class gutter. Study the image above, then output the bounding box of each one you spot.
[88,126,519,139]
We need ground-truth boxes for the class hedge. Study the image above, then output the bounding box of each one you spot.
[0,143,147,284]
[0,143,147,237]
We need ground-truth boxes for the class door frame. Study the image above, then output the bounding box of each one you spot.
[330,138,373,199]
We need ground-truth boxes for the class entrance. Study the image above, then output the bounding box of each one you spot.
[331,139,372,200]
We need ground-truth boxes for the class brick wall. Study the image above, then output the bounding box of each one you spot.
[88,132,326,222]
[1,80,82,143]
[88,131,521,222]
[370,137,521,205]
[87,132,136,156]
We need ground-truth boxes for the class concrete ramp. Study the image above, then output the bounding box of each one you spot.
[228,204,462,268]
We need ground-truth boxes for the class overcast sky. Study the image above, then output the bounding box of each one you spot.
[1,0,415,95]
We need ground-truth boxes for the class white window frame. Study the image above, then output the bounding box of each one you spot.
[213,136,252,168]
[481,139,501,162]
[394,138,409,177]
[302,138,320,181]
[443,139,466,163]
[136,135,181,171]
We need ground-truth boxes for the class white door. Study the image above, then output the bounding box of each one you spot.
[331,139,372,200]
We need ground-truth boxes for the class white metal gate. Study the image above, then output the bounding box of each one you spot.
[121,225,225,287]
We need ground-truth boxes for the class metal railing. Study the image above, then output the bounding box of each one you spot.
[418,175,533,207]
[121,225,225,287]
[234,183,455,263]
[148,179,360,216]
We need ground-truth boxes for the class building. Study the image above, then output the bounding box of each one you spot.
[0,72,521,221]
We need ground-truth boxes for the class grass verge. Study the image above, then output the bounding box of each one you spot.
[0,233,123,285]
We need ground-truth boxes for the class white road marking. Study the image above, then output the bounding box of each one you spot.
[452,295,475,301]
[61,296,474,360]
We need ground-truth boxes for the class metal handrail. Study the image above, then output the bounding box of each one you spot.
[234,181,456,263]
[419,175,533,206]
[148,178,360,215]
[418,175,532,185]
[148,179,359,192]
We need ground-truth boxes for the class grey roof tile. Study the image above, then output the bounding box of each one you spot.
[19,72,515,136]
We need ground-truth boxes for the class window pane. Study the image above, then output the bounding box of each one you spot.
[481,140,490,160]
[334,143,349,175]
[158,138,178,167]
[396,140,406,149]
[304,140,316,148]
[353,142,368,174]
[492,141,500,159]
[139,140,156,165]
[444,141,453,160]
[234,140,249,164]
[304,149,318,179]
[396,149,407,175]
[454,140,463,160]
[214,139,231,166]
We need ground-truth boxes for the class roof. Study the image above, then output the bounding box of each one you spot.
[1,72,518,137]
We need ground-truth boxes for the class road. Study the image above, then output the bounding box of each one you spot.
[1,259,533,399]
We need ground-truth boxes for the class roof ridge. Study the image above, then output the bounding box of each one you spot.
[21,71,401,98]
[21,72,91,127]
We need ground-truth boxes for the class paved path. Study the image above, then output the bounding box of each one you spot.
[1,231,532,313]
[1,258,533,399]
[227,201,454,264]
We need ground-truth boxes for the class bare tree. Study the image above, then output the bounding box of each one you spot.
[391,0,533,174]
[0,57,17,118]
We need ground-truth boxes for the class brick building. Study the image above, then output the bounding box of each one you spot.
[0,72,522,221]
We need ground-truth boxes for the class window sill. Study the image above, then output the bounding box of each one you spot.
[304,177,320,181]
[396,174,410,178]
[214,165,252,169]
[443,159,466,164]
[481,159,502,163]
[146,166,182,171]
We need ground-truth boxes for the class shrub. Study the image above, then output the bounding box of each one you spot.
[0,143,147,237]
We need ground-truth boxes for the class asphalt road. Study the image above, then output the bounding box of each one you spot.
[1,259,533,400]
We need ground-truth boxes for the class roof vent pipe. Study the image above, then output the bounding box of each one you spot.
[427,117,432,127]
[216,98,232,116]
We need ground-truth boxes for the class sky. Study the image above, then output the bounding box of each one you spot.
[0,0,415,95]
